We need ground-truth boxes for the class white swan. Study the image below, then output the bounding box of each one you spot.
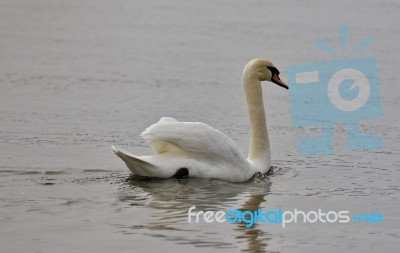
[111,58,288,182]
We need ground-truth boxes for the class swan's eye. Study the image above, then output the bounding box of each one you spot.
[267,66,280,76]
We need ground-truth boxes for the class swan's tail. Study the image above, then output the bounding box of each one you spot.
[111,145,159,177]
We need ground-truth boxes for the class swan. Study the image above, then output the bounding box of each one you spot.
[111,58,288,182]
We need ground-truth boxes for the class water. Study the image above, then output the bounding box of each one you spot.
[1,0,399,252]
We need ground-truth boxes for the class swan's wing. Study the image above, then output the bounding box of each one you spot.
[141,119,246,162]
[142,117,186,155]
[158,117,178,123]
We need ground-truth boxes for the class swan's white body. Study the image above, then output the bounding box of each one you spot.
[112,58,288,182]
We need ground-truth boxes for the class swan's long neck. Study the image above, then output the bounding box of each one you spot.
[243,73,271,171]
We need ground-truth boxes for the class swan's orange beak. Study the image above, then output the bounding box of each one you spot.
[272,74,289,89]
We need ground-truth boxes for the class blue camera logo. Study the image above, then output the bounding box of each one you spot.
[287,27,382,155]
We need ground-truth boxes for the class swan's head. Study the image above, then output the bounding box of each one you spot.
[244,58,289,89]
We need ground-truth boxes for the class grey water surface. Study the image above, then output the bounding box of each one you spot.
[1,0,399,252]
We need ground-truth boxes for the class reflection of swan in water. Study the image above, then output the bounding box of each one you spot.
[112,58,288,182]
[234,189,269,252]
[115,174,275,252]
